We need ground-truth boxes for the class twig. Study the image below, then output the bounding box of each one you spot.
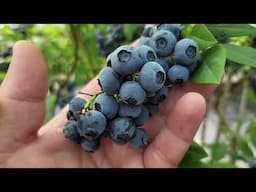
[230,70,249,164]
[215,67,232,142]
[54,24,80,108]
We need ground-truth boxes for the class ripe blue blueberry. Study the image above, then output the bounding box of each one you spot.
[149,30,177,57]
[156,58,172,73]
[157,24,181,39]
[148,86,169,104]
[80,138,100,153]
[118,102,142,118]
[109,117,136,144]
[107,45,143,76]
[119,81,146,105]
[94,93,119,119]
[98,67,122,95]
[67,97,86,121]
[135,45,157,66]
[138,61,166,92]
[188,54,201,73]
[134,106,149,126]
[129,128,148,148]
[174,38,200,66]
[77,111,107,140]
[167,65,190,84]
[63,120,80,141]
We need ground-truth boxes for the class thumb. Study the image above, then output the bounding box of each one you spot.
[0,41,48,152]
[1,40,48,101]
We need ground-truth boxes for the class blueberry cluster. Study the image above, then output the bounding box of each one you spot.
[95,24,126,57]
[95,24,144,57]
[63,24,201,152]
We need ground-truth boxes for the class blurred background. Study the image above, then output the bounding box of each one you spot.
[0,24,256,168]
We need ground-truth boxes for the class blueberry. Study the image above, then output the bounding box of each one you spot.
[135,45,157,66]
[144,103,158,116]
[109,117,136,144]
[80,138,100,153]
[119,81,146,105]
[174,38,200,66]
[108,45,143,76]
[77,111,107,140]
[134,106,149,126]
[129,128,148,148]
[98,67,122,95]
[148,86,169,104]
[67,97,86,121]
[95,24,126,57]
[138,61,166,92]
[167,65,190,84]
[188,54,201,73]
[149,30,177,57]
[118,102,142,118]
[63,120,80,141]
[156,58,172,73]
[157,24,181,39]
[94,93,119,119]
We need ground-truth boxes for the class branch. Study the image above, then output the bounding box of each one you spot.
[215,67,232,142]
[230,69,250,164]
[54,24,80,109]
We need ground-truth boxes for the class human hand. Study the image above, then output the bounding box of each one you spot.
[0,41,218,168]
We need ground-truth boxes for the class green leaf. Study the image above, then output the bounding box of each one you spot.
[207,24,256,37]
[222,44,256,67]
[233,153,249,162]
[189,24,217,50]
[0,72,6,80]
[191,44,226,84]
[210,142,227,161]
[178,141,208,168]
[238,138,254,159]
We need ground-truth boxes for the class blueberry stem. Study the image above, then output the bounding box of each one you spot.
[79,91,103,112]
[78,91,94,96]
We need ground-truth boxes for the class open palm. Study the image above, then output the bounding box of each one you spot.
[0,41,218,168]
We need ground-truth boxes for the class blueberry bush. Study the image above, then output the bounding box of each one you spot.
[1,24,256,168]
